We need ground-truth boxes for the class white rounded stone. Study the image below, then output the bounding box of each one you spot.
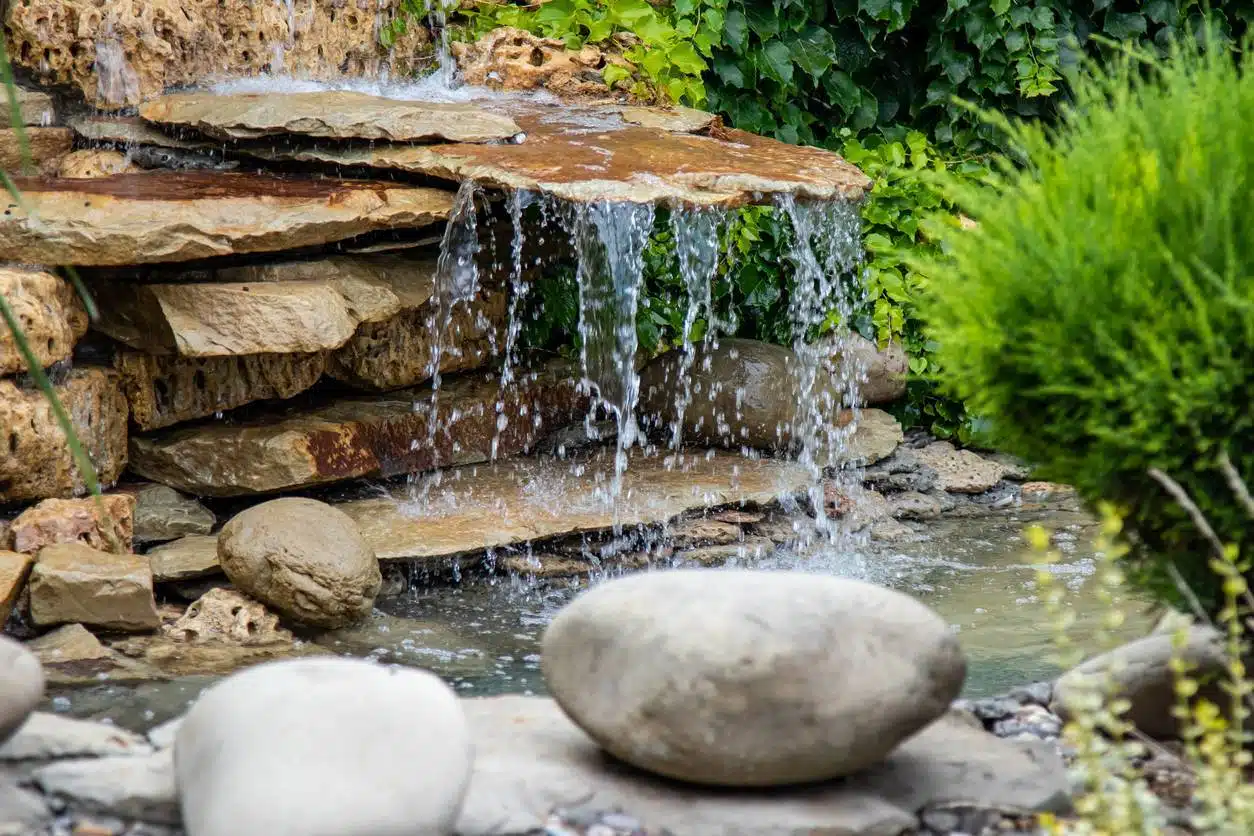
[175,657,471,836]
[541,569,966,787]
[0,636,44,746]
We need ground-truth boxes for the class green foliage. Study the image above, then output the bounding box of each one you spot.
[920,36,1254,614]
[454,0,728,104]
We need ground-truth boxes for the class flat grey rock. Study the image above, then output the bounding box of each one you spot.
[0,713,152,761]
[0,778,52,835]
[32,749,179,825]
[456,697,1071,835]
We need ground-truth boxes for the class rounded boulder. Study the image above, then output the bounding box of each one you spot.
[0,636,44,745]
[218,498,381,629]
[541,569,966,787]
[174,657,472,836]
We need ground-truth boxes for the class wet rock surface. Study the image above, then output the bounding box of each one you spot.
[129,363,585,496]
[140,91,522,143]
[0,173,453,266]
[542,570,966,786]
[0,369,129,503]
[5,0,431,108]
[217,498,380,629]
[0,268,88,376]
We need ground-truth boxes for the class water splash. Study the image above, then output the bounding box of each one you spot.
[569,201,656,502]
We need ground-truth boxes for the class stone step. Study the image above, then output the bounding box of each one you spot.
[0,267,88,375]
[128,362,585,496]
[336,449,810,564]
[0,172,454,266]
[0,368,128,503]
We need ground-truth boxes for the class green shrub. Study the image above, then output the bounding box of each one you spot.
[921,35,1254,614]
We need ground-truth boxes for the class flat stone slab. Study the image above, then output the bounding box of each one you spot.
[129,363,584,497]
[0,172,454,266]
[337,450,810,563]
[246,102,869,206]
[139,91,523,143]
[456,696,1069,835]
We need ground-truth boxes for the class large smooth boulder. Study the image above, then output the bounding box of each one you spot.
[174,657,472,836]
[29,543,161,631]
[542,569,966,786]
[1051,626,1227,740]
[831,335,908,405]
[0,368,129,503]
[0,638,44,746]
[0,268,88,375]
[217,498,381,629]
[638,338,901,464]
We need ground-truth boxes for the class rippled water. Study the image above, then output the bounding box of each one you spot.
[47,502,1152,731]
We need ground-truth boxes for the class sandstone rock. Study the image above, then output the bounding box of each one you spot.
[6,0,431,109]
[616,105,718,133]
[124,484,214,545]
[56,149,141,178]
[889,490,945,521]
[27,624,113,665]
[0,172,453,266]
[146,535,221,583]
[0,267,89,375]
[1052,626,1227,740]
[0,553,32,626]
[0,712,151,761]
[115,349,327,432]
[164,588,290,646]
[915,441,1007,494]
[32,749,179,824]
[0,638,43,747]
[327,286,508,391]
[829,335,908,405]
[0,369,128,503]
[672,537,774,567]
[452,27,631,100]
[10,496,134,555]
[106,631,324,680]
[245,102,871,207]
[29,543,160,631]
[456,696,1068,836]
[8,87,54,126]
[542,569,966,786]
[497,554,592,579]
[141,91,522,143]
[93,280,360,357]
[0,128,72,175]
[340,450,809,563]
[665,517,743,549]
[218,498,381,629]
[129,363,585,496]
[638,339,901,463]
[175,657,473,836]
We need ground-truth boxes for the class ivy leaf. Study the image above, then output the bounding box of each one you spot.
[667,41,707,74]
[602,63,634,88]
[990,0,1009,15]
[759,39,795,85]
[724,8,748,51]
[744,4,781,40]
[1144,0,1174,24]
[713,54,747,87]
[585,18,614,42]
[672,0,697,14]
[1103,12,1148,40]
[785,24,836,78]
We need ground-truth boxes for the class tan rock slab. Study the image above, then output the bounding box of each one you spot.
[339,449,810,563]
[244,101,870,207]
[328,286,507,391]
[10,495,135,555]
[27,626,161,687]
[6,0,431,109]
[0,552,33,625]
[915,441,1007,494]
[0,128,72,175]
[56,149,142,178]
[92,281,358,357]
[29,542,160,631]
[147,535,221,583]
[456,697,1069,835]
[70,116,208,151]
[28,623,114,665]
[115,349,327,432]
[129,363,585,497]
[0,267,88,375]
[9,87,55,126]
[140,91,522,143]
[107,632,327,679]
[0,172,453,266]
